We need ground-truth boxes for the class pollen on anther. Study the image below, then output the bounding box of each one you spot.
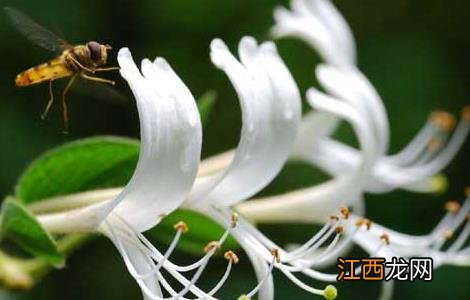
[380,233,390,245]
[231,212,239,228]
[335,226,345,235]
[442,230,454,240]
[340,206,350,219]
[427,137,442,151]
[355,218,372,230]
[173,221,189,233]
[224,250,240,264]
[271,248,281,263]
[462,106,470,122]
[329,215,339,222]
[204,241,221,253]
[465,186,470,198]
[444,201,461,214]
[430,111,456,131]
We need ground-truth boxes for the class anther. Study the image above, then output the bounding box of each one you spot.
[238,295,251,300]
[340,206,350,219]
[355,218,372,230]
[444,201,461,214]
[462,106,470,122]
[204,241,221,253]
[231,212,239,228]
[173,221,189,233]
[335,226,344,235]
[430,111,456,131]
[329,215,339,222]
[380,233,390,245]
[224,250,240,264]
[465,186,470,198]
[442,230,454,240]
[271,248,281,263]
[427,137,442,151]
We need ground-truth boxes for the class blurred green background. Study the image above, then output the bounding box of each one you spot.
[0,0,469,299]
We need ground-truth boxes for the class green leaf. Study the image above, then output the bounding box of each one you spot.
[16,136,139,204]
[149,209,239,256]
[197,90,217,127]
[0,198,63,267]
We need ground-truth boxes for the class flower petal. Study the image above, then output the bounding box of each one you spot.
[272,0,356,66]
[188,37,301,206]
[98,48,202,231]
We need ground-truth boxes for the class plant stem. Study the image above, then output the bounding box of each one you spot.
[0,233,93,290]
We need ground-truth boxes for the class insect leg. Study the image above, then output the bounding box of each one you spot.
[94,66,120,72]
[41,80,55,120]
[67,55,96,73]
[61,75,77,133]
[80,72,115,85]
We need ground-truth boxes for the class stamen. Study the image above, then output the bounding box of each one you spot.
[380,233,390,246]
[442,230,454,240]
[204,241,221,253]
[271,248,281,263]
[445,201,461,214]
[447,222,470,253]
[224,250,240,264]
[231,212,239,228]
[335,226,345,234]
[205,251,240,296]
[329,214,339,222]
[462,106,470,122]
[340,206,350,219]
[174,221,189,233]
[135,222,185,279]
[355,218,372,230]
[284,222,338,262]
[279,268,332,298]
[244,255,276,298]
[430,111,456,132]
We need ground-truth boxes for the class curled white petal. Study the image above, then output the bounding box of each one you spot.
[272,0,356,66]
[98,48,202,232]
[188,37,301,206]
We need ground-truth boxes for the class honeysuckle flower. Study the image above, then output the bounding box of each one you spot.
[291,65,470,195]
[36,47,207,299]
[237,64,381,224]
[272,0,470,195]
[8,1,466,299]
[32,36,304,300]
[231,1,470,298]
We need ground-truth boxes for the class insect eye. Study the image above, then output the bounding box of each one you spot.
[87,41,102,62]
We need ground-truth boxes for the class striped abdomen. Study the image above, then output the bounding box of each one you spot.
[15,57,74,87]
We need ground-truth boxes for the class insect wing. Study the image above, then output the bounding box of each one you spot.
[4,7,71,53]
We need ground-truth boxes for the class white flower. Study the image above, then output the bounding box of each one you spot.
[272,0,470,195]
[36,47,207,299]
[34,37,304,300]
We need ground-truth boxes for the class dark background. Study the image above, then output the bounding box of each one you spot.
[0,0,469,299]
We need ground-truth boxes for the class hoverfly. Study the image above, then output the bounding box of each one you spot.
[4,7,120,132]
